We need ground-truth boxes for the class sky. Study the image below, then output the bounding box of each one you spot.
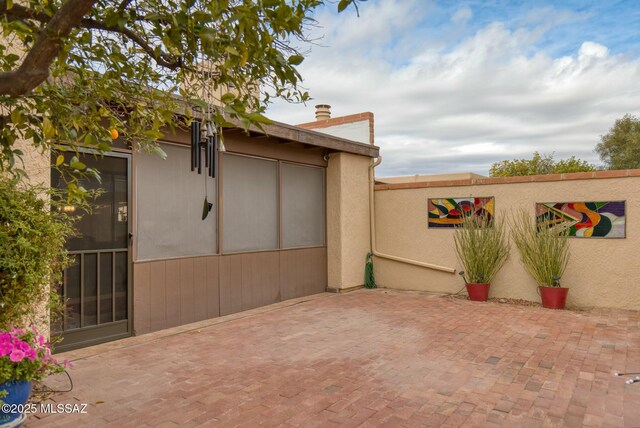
[265,0,640,177]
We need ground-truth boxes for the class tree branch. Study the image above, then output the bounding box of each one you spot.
[0,1,50,22]
[0,0,97,97]
[80,18,183,70]
[117,0,135,12]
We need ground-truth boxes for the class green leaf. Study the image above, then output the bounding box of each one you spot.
[83,133,98,146]
[247,113,272,125]
[85,167,102,183]
[10,20,33,34]
[70,160,86,170]
[151,145,167,160]
[337,0,351,12]
[55,155,64,166]
[225,46,240,56]
[98,141,112,152]
[220,93,236,104]
[144,129,164,139]
[189,98,209,110]
[43,117,55,139]
[10,108,22,125]
[288,54,304,65]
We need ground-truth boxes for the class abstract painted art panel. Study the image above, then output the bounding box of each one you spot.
[535,201,626,238]
[428,197,495,228]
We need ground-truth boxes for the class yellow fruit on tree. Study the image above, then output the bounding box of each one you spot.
[110,129,119,140]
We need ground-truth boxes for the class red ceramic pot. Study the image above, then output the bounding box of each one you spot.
[539,286,569,309]
[466,283,490,302]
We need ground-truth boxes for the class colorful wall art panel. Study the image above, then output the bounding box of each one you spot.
[535,201,626,238]
[428,197,495,228]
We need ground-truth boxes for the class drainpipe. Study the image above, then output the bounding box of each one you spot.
[369,156,456,274]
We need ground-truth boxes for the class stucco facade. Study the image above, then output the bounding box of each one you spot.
[16,138,50,188]
[374,171,640,310]
[11,108,379,350]
[327,152,372,291]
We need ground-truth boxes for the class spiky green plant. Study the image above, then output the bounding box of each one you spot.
[364,252,376,289]
[510,209,570,287]
[453,215,509,284]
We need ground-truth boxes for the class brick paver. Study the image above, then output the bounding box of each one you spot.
[27,289,640,427]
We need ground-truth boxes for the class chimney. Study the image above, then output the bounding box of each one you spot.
[315,104,331,121]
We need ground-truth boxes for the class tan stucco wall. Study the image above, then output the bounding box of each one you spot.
[374,175,640,310]
[3,29,53,334]
[327,153,371,290]
[16,138,50,188]
[9,139,52,336]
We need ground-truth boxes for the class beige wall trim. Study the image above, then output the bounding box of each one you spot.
[375,169,640,191]
[326,284,364,293]
[135,253,219,264]
[136,246,329,262]
[369,157,456,274]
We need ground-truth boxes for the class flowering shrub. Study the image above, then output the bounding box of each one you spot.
[0,177,73,329]
[0,329,67,384]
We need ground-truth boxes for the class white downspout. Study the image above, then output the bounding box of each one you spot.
[369,156,456,274]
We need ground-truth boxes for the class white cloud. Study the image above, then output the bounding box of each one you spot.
[267,4,640,177]
[451,6,472,25]
[578,41,609,60]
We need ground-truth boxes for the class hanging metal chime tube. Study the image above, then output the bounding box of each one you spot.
[190,120,201,172]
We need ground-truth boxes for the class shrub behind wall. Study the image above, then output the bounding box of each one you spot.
[0,178,72,329]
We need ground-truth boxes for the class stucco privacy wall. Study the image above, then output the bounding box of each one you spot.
[327,152,371,290]
[374,171,640,310]
[16,140,51,337]
[16,139,50,188]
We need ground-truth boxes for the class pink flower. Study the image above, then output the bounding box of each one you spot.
[9,348,25,362]
[0,343,11,357]
[16,340,31,352]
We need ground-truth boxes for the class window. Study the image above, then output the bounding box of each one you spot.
[136,143,216,260]
[222,154,278,253]
[281,162,325,248]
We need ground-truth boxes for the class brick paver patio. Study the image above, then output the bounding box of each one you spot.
[29,289,640,427]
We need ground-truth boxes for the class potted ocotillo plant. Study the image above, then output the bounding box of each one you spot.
[510,209,570,309]
[453,214,509,302]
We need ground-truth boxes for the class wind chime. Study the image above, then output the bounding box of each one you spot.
[190,118,217,177]
[190,104,220,220]
[190,58,227,220]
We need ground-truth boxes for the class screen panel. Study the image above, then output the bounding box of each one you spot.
[136,143,216,260]
[52,153,129,251]
[281,163,325,248]
[222,154,278,253]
